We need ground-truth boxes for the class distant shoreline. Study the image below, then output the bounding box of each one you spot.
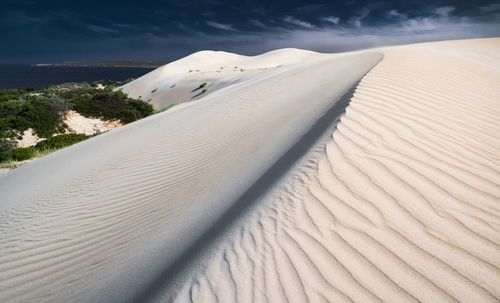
[32,60,169,68]
[0,65,156,89]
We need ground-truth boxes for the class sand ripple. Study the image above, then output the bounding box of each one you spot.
[0,51,380,302]
[166,39,500,303]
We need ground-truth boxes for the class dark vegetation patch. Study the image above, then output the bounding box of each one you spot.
[0,146,37,161]
[35,133,90,151]
[0,79,153,164]
[0,133,90,161]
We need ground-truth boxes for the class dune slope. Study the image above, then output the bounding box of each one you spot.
[0,50,380,302]
[152,39,500,303]
[121,49,319,109]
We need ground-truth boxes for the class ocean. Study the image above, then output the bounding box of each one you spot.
[0,64,156,89]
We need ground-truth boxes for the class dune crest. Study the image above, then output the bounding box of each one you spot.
[0,49,380,302]
[120,48,323,110]
[154,39,500,303]
[1,38,499,303]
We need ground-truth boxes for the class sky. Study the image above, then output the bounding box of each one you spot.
[1,0,500,63]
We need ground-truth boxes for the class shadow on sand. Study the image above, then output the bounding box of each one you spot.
[128,78,362,303]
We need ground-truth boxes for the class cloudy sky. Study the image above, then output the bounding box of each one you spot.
[1,0,500,63]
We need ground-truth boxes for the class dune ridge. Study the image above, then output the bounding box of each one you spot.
[0,50,380,302]
[151,39,500,303]
[0,38,498,303]
[121,48,321,109]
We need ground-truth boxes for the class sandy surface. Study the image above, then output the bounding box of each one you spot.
[121,49,319,110]
[13,111,121,149]
[154,38,500,303]
[0,38,498,303]
[15,129,41,148]
[62,110,122,135]
[0,49,380,302]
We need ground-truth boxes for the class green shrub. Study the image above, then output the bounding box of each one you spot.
[201,89,207,94]
[0,147,37,161]
[35,133,90,151]
[151,88,158,93]
[199,83,207,88]
[0,133,91,162]
[0,94,66,139]
[0,81,154,164]
[72,91,153,124]
[0,137,14,154]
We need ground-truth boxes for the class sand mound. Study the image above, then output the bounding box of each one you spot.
[1,38,498,303]
[159,38,500,303]
[120,48,322,110]
[0,50,380,302]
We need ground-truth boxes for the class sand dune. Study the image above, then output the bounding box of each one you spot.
[0,50,380,302]
[149,39,500,302]
[121,49,320,109]
[0,38,499,303]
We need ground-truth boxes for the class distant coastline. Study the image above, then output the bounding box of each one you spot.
[0,64,156,89]
[32,60,169,68]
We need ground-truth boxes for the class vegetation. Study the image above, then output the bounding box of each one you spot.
[35,133,90,151]
[151,88,158,93]
[0,147,37,161]
[199,82,207,88]
[1,131,92,163]
[0,80,154,166]
[201,89,207,94]
[72,90,153,124]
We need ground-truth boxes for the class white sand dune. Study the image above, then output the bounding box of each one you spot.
[153,38,500,303]
[0,49,380,302]
[121,48,319,109]
[1,38,499,303]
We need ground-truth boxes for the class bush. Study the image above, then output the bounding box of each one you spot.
[35,133,90,151]
[0,137,14,154]
[73,91,154,124]
[0,133,91,162]
[0,81,154,164]
[0,94,66,139]
[0,147,37,161]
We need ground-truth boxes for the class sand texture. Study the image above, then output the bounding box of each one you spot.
[121,49,320,110]
[0,50,380,302]
[62,110,122,135]
[157,39,500,303]
[0,38,499,303]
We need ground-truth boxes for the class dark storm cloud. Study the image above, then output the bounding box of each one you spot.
[1,0,499,63]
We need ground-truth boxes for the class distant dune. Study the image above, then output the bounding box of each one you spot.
[0,38,499,303]
[120,48,321,109]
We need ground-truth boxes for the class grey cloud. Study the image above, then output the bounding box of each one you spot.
[205,21,236,31]
[435,6,455,17]
[250,19,267,28]
[480,3,500,13]
[322,16,340,24]
[84,24,118,34]
[283,16,314,28]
